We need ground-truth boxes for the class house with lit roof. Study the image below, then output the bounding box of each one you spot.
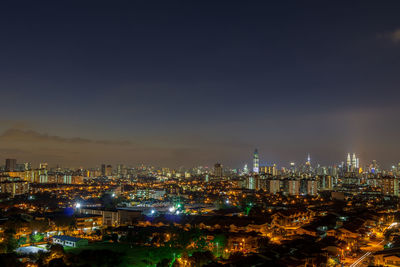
[52,235,88,248]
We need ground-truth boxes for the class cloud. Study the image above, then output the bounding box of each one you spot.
[390,29,400,43]
[0,148,28,154]
[0,128,251,168]
[0,128,131,146]
[379,28,400,44]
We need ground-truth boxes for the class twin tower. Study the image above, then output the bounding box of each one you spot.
[346,153,359,169]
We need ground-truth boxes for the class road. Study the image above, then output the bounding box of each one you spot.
[349,240,385,267]
[349,222,398,267]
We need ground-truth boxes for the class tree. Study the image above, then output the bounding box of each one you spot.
[38,244,66,266]
[53,215,76,234]
[48,258,68,267]
[4,214,28,233]
[17,236,27,246]
[0,243,7,254]
[111,233,119,243]
[99,193,122,209]
[29,219,50,233]
[240,195,257,215]
[257,236,270,251]
[94,229,102,237]
[3,228,18,252]
[67,218,77,234]
[189,251,215,267]
[31,232,44,243]
[229,251,245,261]
[0,253,21,267]
[151,234,165,246]
[157,258,172,267]
[213,234,227,249]
[68,249,124,266]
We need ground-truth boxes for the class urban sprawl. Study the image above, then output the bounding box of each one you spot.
[1,150,400,266]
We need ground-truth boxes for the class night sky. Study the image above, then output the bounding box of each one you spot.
[1,1,400,168]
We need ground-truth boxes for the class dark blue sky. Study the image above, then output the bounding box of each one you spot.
[0,1,400,168]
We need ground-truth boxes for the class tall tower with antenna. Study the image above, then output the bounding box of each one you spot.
[352,153,357,167]
[253,149,259,174]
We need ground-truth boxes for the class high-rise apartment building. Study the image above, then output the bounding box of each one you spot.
[382,177,399,196]
[0,179,29,197]
[267,179,280,194]
[39,163,48,170]
[246,175,259,190]
[214,163,223,178]
[288,179,300,195]
[307,179,318,196]
[5,159,17,172]
[319,176,334,190]
[259,165,277,176]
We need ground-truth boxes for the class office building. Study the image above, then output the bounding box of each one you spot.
[101,164,106,176]
[106,165,112,176]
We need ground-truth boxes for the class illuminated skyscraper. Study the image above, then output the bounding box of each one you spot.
[290,162,296,173]
[346,153,351,167]
[253,149,259,173]
[345,153,359,172]
[243,164,249,174]
[352,153,357,167]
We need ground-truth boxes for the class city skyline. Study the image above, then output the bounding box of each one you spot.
[0,150,396,171]
[0,127,399,169]
[1,1,400,167]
